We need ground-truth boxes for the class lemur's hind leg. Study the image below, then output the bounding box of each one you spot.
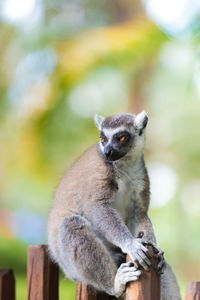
[58,215,142,297]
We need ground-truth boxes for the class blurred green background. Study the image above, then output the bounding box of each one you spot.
[0,0,200,299]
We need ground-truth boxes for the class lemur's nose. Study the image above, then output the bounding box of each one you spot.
[104,146,113,158]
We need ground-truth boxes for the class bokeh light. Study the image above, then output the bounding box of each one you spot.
[1,0,42,26]
[144,0,200,34]
[148,162,178,209]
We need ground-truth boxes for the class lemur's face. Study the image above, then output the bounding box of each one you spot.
[94,111,148,162]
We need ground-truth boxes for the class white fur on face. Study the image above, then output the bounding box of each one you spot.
[103,126,128,143]
[99,141,104,153]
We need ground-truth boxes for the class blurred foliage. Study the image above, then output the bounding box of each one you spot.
[0,237,27,273]
[0,0,200,299]
[16,273,75,300]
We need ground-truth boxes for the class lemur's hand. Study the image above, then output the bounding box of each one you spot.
[145,242,166,274]
[154,247,166,274]
[125,238,151,271]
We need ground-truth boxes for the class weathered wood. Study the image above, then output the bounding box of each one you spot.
[185,282,200,300]
[0,269,15,300]
[27,245,59,300]
[96,291,117,300]
[76,282,97,300]
[126,245,160,300]
[75,281,117,300]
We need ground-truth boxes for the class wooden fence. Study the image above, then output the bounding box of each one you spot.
[0,244,199,300]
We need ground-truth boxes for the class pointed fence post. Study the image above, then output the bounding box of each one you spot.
[185,282,200,300]
[27,245,59,300]
[126,245,160,300]
[0,269,15,300]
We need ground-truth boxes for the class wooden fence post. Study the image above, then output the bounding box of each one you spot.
[0,269,15,300]
[185,282,200,300]
[75,281,117,300]
[76,282,96,300]
[27,245,59,300]
[126,245,160,300]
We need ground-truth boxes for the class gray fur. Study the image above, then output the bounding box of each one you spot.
[48,111,181,298]
[102,113,135,129]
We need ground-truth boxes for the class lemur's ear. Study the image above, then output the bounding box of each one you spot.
[94,114,105,130]
[135,111,148,135]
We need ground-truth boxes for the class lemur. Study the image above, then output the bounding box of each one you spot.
[48,111,181,299]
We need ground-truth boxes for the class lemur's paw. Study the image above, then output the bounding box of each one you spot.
[113,262,142,297]
[127,238,151,271]
[154,248,166,274]
[145,242,166,274]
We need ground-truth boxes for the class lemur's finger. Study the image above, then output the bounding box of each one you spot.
[127,262,136,268]
[124,275,141,283]
[139,242,154,258]
[123,271,142,282]
[131,270,142,277]
[119,262,133,270]
[157,266,165,275]
[157,260,165,271]
[155,250,164,258]
[118,262,137,272]
[138,250,151,266]
[135,254,150,271]
[140,244,150,255]
[122,270,142,277]
[137,251,150,269]
[121,266,139,274]
[138,246,151,261]
[131,259,139,269]
[141,239,148,245]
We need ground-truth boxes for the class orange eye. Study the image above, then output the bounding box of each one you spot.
[120,136,125,142]
[100,137,105,143]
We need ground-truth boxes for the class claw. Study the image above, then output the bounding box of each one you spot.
[157,264,166,275]
[157,259,166,269]
[155,249,164,258]
[155,249,166,274]
[128,262,134,267]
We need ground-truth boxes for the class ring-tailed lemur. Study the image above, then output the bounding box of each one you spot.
[48,111,181,299]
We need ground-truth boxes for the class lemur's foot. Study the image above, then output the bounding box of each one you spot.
[113,262,142,297]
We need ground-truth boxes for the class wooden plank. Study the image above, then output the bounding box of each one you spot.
[96,291,117,300]
[76,282,97,300]
[75,281,82,300]
[185,282,200,300]
[27,245,59,300]
[0,269,15,300]
[126,245,160,300]
[76,281,117,300]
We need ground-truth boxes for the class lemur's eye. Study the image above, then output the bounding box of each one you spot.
[100,137,105,143]
[114,131,130,143]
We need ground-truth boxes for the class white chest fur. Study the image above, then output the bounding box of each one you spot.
[111,157,145,220]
